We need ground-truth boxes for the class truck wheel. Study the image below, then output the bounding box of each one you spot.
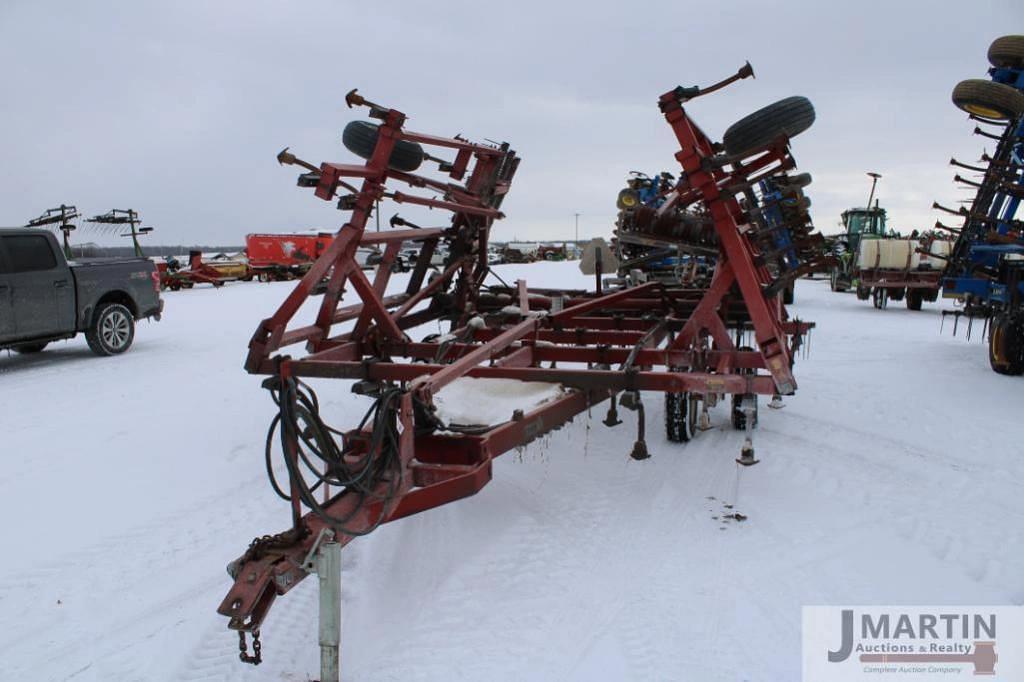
[13,342,48,354]
[951,79,1024,121]
[342,121,424,173]
[989,316,1024,375]
[872,287,888,309]
[905,290,923,311]
[988,35,1024,69]
[856,284,870,300]
[86,303,135,356]
[664,390,693,443]
[888,287,906,301]
[782,282,795,305]
[722,96,816,157]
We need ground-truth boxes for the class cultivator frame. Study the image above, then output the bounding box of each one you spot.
[219,71,815,668]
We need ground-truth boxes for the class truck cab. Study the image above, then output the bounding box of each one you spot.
[0,231,77,344]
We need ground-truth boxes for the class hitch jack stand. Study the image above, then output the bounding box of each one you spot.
[304,530,342,682]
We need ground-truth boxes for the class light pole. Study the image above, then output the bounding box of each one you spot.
[574,212,580,252]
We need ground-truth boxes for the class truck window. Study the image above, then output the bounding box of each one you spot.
[1,235,58,273]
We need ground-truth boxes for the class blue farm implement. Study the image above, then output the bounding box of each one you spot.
[937,35,1024,373]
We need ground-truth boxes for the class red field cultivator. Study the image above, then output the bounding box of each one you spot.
[219,70,824,677]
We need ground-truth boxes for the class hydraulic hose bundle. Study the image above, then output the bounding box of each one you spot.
[264,377,404,537]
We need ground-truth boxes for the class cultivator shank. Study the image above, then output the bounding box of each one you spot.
[219,72,819,665]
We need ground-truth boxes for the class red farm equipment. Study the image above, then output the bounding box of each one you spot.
[159,250,252,290]
[217,73,825,677]
[246,232,336,281]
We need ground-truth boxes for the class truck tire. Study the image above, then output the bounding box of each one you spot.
[951,79,1024,121]
[782,282,795,305]
[13,342,48,354]
[86,303,135,356]
[989,316,1024,375]
[988,35,1024,70]
[856,284,870,300]
[342,121,424,173]
[722,96,816,157]
[905,290,923,311]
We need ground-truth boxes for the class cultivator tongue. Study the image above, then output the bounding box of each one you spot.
[219,68,822,677]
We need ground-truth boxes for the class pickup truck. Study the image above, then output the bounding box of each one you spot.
[0,228,163,356]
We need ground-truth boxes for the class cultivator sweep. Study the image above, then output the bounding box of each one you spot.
[219,69,820,672]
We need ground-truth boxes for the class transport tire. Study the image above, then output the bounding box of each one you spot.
[664,390,692,443]
[872,287,888,309]
[905,290,923,311]
[780,172,812,190]
[617,188,641,210]
[989,316,1024,375]
[13,342,48,354]
[951,79,1024,121]
[342,120,424,172]
[86,303,135,356]
[722,96,816,157]
[888,287,906,301]
[856,284,871,300]
[782,282,795,305]
[988,35,1024,70]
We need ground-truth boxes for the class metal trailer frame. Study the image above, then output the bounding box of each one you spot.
[217,72,814,673]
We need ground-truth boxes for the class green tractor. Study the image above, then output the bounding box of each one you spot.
[828,172,888,296]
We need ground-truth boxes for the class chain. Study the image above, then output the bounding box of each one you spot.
[240,526,307,565]
[238,629,262,665]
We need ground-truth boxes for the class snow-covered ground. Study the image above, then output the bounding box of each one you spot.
[1,262,1020,682]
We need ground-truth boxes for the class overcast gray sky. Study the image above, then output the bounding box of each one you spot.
[1,0,1021,246]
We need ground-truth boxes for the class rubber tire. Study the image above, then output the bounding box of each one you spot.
[905,290,923,311]
[988,35,1024,70]
[782,282,795,305]
[856,284,871,301]
[617,188,641,210]
[342,121,424,173]
[722,96,816,157]
[86,303,135,356]
[13,342,48,354]
[989,316,1024,375]
[830,268,848,292]
[872,287,888,309]
[780,172,812,190]
[665,391,692,443]
[888,287,906,301]
[951,79,1024,121]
